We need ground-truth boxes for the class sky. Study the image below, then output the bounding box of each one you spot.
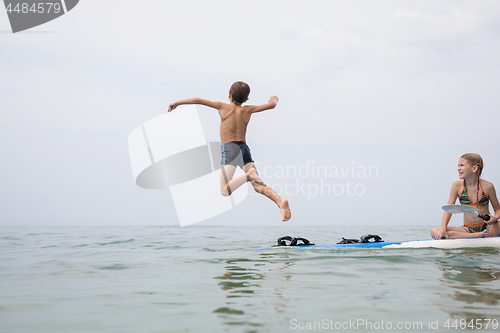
[1,0,499,227]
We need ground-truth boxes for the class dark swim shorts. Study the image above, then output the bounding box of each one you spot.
[221,141,254,167]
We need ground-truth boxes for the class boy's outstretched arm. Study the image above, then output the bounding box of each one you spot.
[168,98,222,112]
[245,96,279,113]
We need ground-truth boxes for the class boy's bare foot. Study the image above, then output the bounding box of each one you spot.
[246,168,266,187]
[280,200,291,222]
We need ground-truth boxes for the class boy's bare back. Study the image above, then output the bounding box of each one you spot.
[217,103,252,143]
[218,101,280,143]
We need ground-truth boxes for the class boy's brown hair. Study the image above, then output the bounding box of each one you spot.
[229,81,250,105]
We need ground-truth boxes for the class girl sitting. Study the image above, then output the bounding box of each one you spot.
[431,153,500,239]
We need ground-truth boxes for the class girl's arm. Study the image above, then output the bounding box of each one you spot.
[435,182,459,239]
[485,182,500,224]
[168,98,222,112]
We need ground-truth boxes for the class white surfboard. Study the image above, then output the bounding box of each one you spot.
[256,237,500,250]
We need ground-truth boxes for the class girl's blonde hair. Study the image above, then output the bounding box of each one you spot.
[460,153,484,207]
[460,153,483,178]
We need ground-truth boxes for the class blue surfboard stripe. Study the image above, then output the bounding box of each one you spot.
[255,238,500,250]
[255,241,405,250]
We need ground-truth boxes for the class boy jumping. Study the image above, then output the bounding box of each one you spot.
[167,81,291,222]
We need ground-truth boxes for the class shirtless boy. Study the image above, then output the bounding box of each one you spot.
[167,81,291,222]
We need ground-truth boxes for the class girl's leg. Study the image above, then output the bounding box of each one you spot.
[431,226,468,239]
[446,226,488,239]
[431,227,446,239]
[487,222,500,237]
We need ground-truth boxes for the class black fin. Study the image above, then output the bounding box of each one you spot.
[359,234,384,243]
[274,236,293,247]
[337,237,359,244]
[290,237,315,246]
[274,236,314,246]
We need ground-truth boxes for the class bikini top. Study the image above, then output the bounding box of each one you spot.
[460,182,489,206]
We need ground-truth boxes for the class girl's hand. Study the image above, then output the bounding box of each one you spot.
[434,228,448,239]
[486,214,499,225]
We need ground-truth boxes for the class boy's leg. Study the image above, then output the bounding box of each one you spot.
[243,162,291,222]
[220,164,237,196]
[220,164,266,196]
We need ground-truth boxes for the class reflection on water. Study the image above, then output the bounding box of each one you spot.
[212,253,294,331]
[436,248,500,321]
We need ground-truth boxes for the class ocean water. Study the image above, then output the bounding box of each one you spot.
[1,225,499,333]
